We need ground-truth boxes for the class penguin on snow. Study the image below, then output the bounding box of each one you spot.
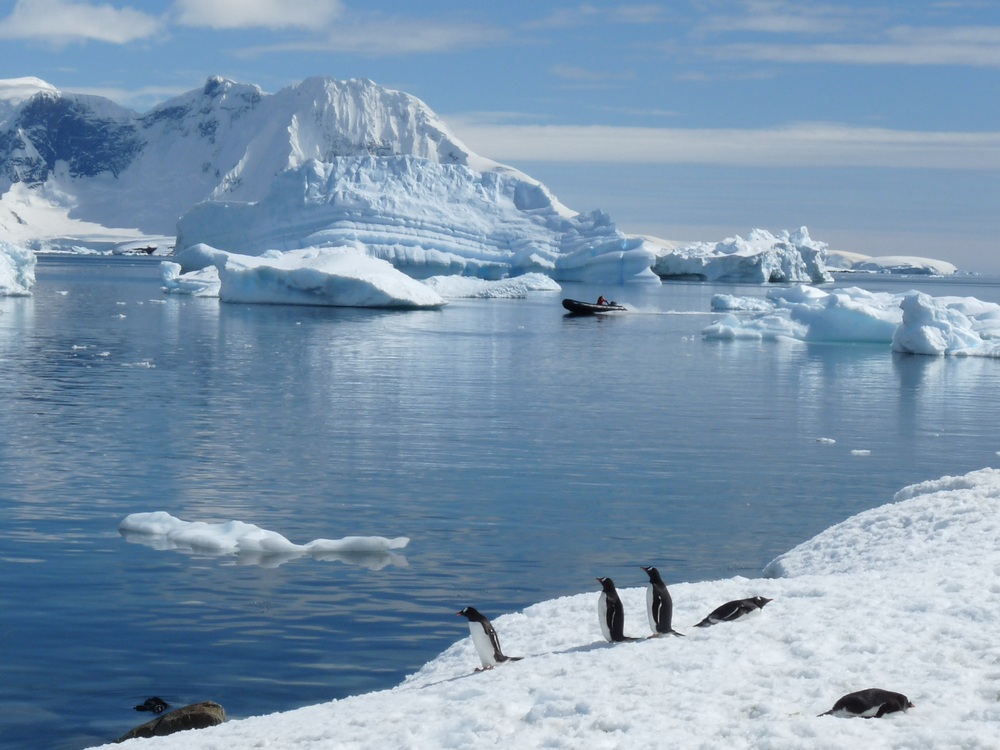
[695,596,772,627]
[640,566,684,637]
[596,577,638,643]
[456,606,522,671]
[820,688,915,718]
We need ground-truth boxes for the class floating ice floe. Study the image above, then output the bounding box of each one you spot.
[164,244,446,308]
[652,227,832,284]
[119,511,409,570]
[89,467,1000,749]
[0,240,36,296]
[422,272,561,299]
[703,284,1000,356]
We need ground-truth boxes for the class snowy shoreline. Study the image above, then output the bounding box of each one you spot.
[91,467,1000,749]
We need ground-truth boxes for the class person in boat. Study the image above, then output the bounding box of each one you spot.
[597,295,610,306]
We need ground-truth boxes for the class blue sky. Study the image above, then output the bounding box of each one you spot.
[1,0,998,271]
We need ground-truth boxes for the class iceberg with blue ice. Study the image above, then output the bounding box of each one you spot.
[0,240,35,296]
[703,284,1000,356]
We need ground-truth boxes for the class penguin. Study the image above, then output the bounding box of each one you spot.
[596,577,637,643]
[819,688,915,718]
[133,697,169,714]
[694,596,772,627]
[640,566,684,637]
[456,607,522,671]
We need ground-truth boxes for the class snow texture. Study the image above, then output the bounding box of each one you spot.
[88,467,1000,749]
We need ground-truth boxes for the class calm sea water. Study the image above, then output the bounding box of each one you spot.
[2,256,999,749]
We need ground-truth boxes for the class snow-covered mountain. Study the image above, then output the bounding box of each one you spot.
[0,75,661,281]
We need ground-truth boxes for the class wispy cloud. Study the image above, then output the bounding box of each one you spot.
[239,15,506,56]
[447,119,1000,170]
[0,0,163,44]
[526,3,665,30]
[173,0,342,30]
[551,64,635,82]
[720,25,1000,67]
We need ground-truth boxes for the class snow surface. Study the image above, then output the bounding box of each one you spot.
[0,240,36,295]
[703,284,1000,356]
[89,467,1000,749]
[651,227,832,284]
[119,512,409,570]
[165,244,446,308]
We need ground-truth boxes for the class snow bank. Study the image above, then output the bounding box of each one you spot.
[652,227,832,284]
[0,240,36,296]
[703,284,1000,356]
[175,157,660,285]
[93,467,1000,749]
[119,511,409,570]
[164,244,446,308]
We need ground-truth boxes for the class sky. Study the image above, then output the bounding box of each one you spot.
[1,0,999,272]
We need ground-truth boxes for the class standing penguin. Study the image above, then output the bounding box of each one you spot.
[695,596,772,627]
[596,577,636,643]
[820,688,915,718]
[640,566,684,637]
[456,607,522,671]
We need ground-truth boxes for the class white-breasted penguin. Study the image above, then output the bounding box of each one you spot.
[456,607,522,671]
[819,688,915,718]
[694,596,772,627]
[640,566,684,637]
[596,577,637,643]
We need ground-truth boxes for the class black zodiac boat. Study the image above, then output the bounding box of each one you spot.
[561,298,627,315]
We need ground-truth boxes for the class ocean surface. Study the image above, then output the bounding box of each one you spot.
[2,256,999,750]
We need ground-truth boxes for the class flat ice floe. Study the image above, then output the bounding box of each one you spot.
[94,467,1000,749]
[119,511,409,570]
[704,284,1000,356]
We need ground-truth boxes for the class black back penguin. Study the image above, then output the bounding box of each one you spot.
[820,688,915,718]
[640,566,684,637]
[596,577,636,643]
[456,607,522,671]
[695,596,772,627]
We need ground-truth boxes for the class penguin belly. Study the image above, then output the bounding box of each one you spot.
[598,592,612,642]
[468,622,498,669]
[646,586,657,632]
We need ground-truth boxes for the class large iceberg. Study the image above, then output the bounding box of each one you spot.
[652,227,832,284]
[0,240,35,296]
[175,156,660,283]
[703,284,1000,356]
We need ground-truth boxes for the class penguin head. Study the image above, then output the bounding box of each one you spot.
[753,597,773,608]
[456,607,485,622]
[640,566,663,584]
[596,577,617,593]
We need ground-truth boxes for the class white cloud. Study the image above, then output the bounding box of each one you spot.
[720,25,1000,67]
[0,0,163,44]
[239,16,506,56]
[447,119,1000,170]
[173,0,342,30]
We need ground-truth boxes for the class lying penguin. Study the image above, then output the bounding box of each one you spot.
[456,606,522,671]
[694,596,772,627]
[820,688,915,718]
